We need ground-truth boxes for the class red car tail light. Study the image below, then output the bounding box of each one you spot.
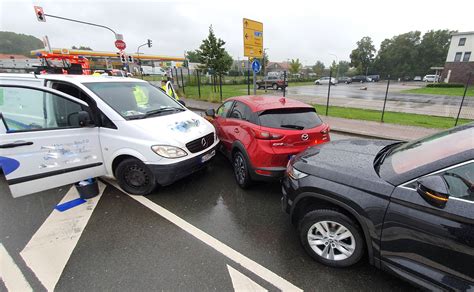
[251,128,283,140]
[320,124,330,134]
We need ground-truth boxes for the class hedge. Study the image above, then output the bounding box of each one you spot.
[426,83,464,88]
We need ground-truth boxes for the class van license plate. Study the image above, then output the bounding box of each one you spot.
[201,150,216,163]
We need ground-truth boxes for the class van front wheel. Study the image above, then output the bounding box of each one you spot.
[116,158,156,195]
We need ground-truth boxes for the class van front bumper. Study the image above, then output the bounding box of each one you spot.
[147,146,216,186]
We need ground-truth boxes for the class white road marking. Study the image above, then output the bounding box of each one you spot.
[105,180,302,292]
[227,264,267,292]
[20,183,105,291]
[0,243,32,292]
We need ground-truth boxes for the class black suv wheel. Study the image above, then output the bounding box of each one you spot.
[299,209,364,267]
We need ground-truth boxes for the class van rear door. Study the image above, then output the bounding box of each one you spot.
[0,84,106,197]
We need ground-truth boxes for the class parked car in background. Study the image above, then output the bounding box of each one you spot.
[423,75,440,82]
[351,75,370,83]
[368,75,380,82]
[205,96,330,188]
[413,76,422,81]
[315,77,337,85]
[337,77,352,84]
[282,123,473,290]
[256,76,288,90]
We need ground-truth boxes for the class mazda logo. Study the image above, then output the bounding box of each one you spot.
[201,138,207,147]
[301,134,309,141]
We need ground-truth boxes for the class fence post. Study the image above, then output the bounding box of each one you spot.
[325,69,332,116]
[455,72,472,126]
[197,70,201,99]
[381,75,390,122]
[180,68,185,94]
[174,67,179,87]
[283,71,287,97]
[247,68,250,95]
[219,74,223,102]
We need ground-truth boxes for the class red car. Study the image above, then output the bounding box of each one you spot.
[205,96,330,188]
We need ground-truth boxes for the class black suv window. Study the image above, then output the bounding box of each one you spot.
[258,108,323,130]
[442,162,474,202]
[229,101,252,121]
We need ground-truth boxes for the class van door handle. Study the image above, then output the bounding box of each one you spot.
[0,141,34,149]
[234,128,239,133]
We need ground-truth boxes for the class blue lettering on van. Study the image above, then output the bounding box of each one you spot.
[0,156,20,175]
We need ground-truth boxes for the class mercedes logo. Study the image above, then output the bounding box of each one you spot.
[301,134,309,141]
[201,138,207,147]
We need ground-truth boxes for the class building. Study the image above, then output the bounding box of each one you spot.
[265,62,290,76]
[442,31,474,85]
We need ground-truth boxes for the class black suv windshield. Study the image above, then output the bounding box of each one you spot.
[258,108,322,130]
[84,81,183,120]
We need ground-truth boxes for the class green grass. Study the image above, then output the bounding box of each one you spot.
[402,86,474,97]
[180,84,280,102]
[314,104,472,129]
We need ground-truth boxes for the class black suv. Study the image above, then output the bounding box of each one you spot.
[282,123,473,290]
[351,75,370,83]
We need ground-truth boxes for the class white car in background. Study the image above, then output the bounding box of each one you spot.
[315,77,337,85]
[423,75,440,82]
[413,76,422,81]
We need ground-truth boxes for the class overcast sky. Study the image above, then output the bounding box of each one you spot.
[1,0,472,66]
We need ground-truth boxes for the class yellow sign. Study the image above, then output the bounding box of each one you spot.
[243,18,263,58]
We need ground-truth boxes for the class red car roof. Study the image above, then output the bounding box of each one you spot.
[228,95,313,112]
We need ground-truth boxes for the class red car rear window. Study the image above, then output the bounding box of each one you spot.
[258,108,322,130]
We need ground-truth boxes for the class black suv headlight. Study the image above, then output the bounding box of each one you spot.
[286,162,308,180]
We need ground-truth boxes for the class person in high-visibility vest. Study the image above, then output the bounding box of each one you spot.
[161,80,179,100]
[133,85,148,107]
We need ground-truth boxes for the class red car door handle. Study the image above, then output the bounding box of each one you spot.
[234,128,239,133]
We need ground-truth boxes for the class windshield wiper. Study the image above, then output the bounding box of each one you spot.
[374,142,405,172]
[142,107,185,118]
[281,124,304,130]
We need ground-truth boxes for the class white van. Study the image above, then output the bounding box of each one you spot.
[141,66,166,76]
[0,74,218,197]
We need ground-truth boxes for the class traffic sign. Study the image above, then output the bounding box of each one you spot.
[251,59,261,73]
[115,40,126,50]
[243,18,263,58]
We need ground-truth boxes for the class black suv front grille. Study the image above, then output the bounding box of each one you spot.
[186,133,214,153]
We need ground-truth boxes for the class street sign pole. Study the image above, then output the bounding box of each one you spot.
[243,18,263,95]
[253,69,257,95]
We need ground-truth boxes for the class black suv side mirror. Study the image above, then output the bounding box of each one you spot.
[78,111,93,127]
[205,108,215,117]
[416,175,449,208]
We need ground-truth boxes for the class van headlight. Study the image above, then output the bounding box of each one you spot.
[287,163,308,180]
[151,145,187,158]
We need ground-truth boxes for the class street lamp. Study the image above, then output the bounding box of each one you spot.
[329,53,339,79]
[136,39,152,79]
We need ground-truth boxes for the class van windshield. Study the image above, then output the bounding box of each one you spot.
[84,82,183,119]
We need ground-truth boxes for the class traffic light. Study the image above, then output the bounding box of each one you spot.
[34,6,46,22]
[128,55,134,63]
[120,53,127,63]
[147,39,152,48]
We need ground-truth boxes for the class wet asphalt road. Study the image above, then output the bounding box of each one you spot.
[0,133,414,291]
[287,82,472,106]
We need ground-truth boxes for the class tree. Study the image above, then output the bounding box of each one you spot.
[0,31,43,56]
[185,50,200,63]
[196,25,233,75]
[350,36,376,74]
[337,61,350,76]
[416,30,452,75]
[329,60,338,76]
[312,61,325,77]
[373,31,421,78]
[289,58,302,74]
[71,45,92,50]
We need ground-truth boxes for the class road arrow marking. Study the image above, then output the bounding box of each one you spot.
[20,183,105,291]
[0,243,32,291]
[227,265,267,292]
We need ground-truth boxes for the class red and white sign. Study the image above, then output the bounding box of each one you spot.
[115,40,126,50]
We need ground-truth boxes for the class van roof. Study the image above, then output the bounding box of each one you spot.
[0,73,148,84]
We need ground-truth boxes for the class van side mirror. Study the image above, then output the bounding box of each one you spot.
[205,109,215,118]
[416,175,449,208]
[78,111,93,127]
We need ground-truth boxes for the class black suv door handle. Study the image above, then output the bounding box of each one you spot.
[0,141,34,149]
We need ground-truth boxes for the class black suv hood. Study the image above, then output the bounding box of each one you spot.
[294,139,396,195]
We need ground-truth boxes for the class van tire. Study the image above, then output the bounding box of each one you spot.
[115,158,156,195]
